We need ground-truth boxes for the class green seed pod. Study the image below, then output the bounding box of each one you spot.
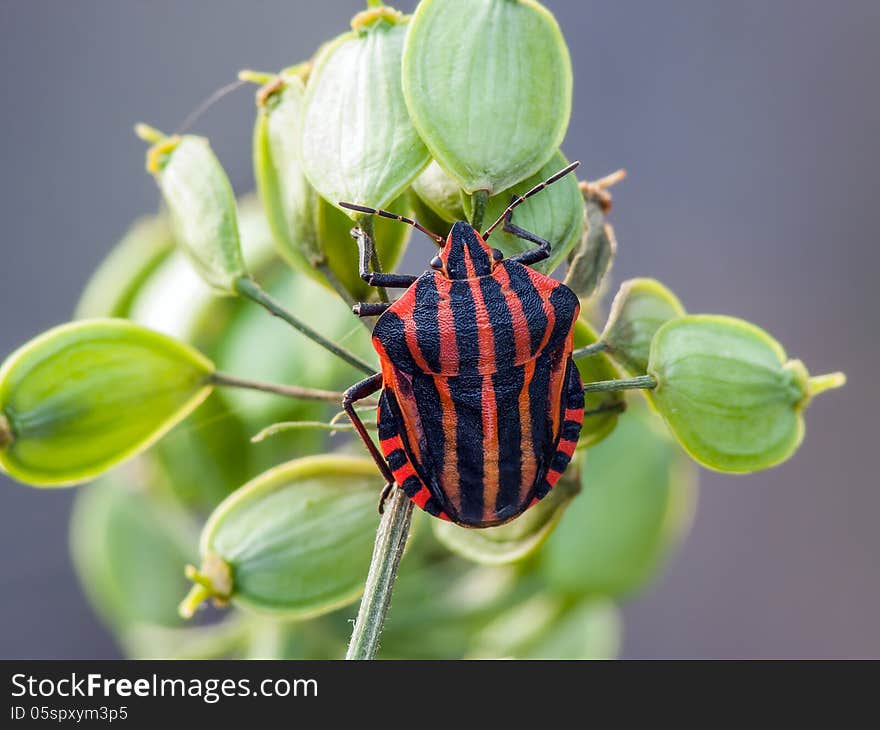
[409,187,454,242]
[469,595,620,660]
[138,126,247,294]
[602,278,685,376]
[463,151,584,273]
[573,319,623,447]
[70,464,197,631]
[0,319,214,486]
[648,315,846,472]
[75,214,176,319]
[179,455,381,619]
[122,618,251,660]
[300,7,430,212]
[509,599,621,660]
[249,68,327,280]
[403,0,572,194]
[411,160,466,223]
[431,470,579,565]
[565,203,616,301]
[542,406,698,597]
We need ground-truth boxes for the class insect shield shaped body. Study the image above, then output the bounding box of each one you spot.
[340,163,586,529]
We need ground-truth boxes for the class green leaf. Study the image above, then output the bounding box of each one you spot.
[432,471,579,565]
[301,11,430,212]
[464,151,584,273]
[648,315,845,472]
[542,406,698,597]
[403,0,572,194]
[69,464,198,630]
[140,131,248,294]
[0,319,214,486]
[181,455,381,619]
[573,318,623,447]
[75,214,175,319]
[602,278,685,377]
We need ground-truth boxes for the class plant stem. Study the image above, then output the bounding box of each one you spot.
[251,420,378,443]
[572,340,608,359]
[470,190,489,230]
[211,372,345,403]
[234,276,374,375]
[346,487,414,660]
[583,374,657,394]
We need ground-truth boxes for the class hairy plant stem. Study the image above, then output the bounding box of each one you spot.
[583,374,657,394]
[211,372,346,402]
[346,487,414,660]
[234,276,374,375]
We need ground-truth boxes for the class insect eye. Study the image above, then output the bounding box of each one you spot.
[492,248,504,261]
[430,255,443,270]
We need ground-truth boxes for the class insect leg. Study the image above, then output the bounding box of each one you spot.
[351,226,418,289]
[352,302,392,317]
[502,196,553,267]
[342,373,396,512]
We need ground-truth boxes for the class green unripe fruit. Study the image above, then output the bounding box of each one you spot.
[543,406,697,597]
[70,466,197,630]
[463,150,584,273]
[573,319,623,447]
[432,471,579,565]
[180,456,381,620]
[403,0,572,194]
[0,320,214,486]
[301,7,429,213]
[75,214,175,320]
[602,278,686,377]
[411,160,466,223]
[138,127,248,294]
[648,315,846,472]
[565,199,617,300]
[250,69,323,277]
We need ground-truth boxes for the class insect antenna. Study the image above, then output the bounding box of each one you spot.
[482,160,581,239]
[338,202,444,243]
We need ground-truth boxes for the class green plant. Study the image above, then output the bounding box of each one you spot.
[0,0,844,660]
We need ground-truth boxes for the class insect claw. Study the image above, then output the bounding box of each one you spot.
[378,482,394,514]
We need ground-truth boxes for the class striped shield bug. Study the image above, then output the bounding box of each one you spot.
[340,161,587,528]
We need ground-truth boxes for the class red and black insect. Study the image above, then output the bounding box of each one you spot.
[340,161,584,528]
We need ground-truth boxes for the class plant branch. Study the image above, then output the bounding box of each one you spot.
[583,374,657,394]
[345,487,414,660]
[234,276,375,375]
[572,340,609,360]
[211,372,346,403]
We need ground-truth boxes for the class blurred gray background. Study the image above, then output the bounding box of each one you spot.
[1,0,877,658]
